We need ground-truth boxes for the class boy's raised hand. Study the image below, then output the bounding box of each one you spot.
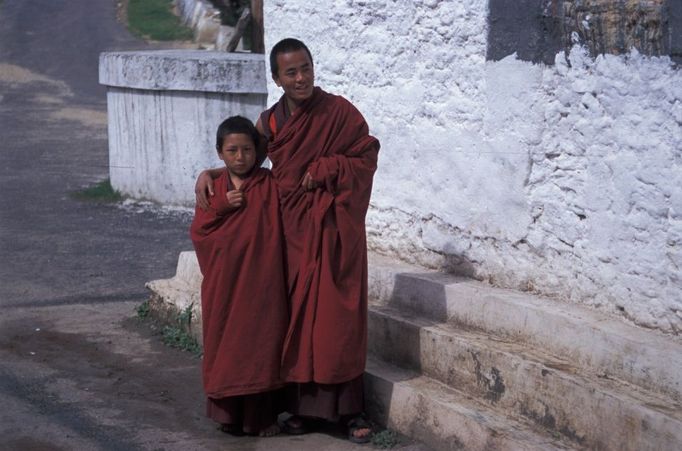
[226,189,245,209]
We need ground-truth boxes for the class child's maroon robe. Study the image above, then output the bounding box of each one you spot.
[190,168,288,398]
[264,87,380,384]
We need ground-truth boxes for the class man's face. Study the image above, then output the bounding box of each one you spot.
[273,49,315,106]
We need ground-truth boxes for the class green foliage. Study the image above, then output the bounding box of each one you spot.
[136,300,151,319]
[178,304,193,324]
[162,325,202,356]
[371,429,401,449]
[127,0,193,41]
[162,304,202,357]
[71,179,123,203]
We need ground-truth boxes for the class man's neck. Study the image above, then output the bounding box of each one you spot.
[285,97,300,115]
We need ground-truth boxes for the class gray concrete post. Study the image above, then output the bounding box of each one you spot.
[99,50,267,205]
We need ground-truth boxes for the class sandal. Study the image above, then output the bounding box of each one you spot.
[282,415,307,435]
[347,416,373,444]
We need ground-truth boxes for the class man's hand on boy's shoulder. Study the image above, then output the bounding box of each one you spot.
[195,170,215,211]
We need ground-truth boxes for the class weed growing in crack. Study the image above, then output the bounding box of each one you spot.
[371,429,401,449]
[162,304,202,357]
[136,300,150,319]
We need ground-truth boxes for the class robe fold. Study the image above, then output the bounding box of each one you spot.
[263,87,380,385]
[190,168,288,398]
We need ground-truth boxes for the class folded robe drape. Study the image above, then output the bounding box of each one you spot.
[263,87,380,385]
[190,168,288,398]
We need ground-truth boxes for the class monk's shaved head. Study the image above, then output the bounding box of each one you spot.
[270,38,313,77]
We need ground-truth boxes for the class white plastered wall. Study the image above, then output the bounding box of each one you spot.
[263,0,682,334]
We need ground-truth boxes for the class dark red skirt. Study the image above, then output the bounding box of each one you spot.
[285,375,364,422]
[206,389,284,434]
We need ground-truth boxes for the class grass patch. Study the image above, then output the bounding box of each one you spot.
[371,429,401,449]
[136,300,202,357]
[127,0,193,41]
[161,304,202,357]
[136,300,151,319]
[71,179,123,203]
[162,324,202,356]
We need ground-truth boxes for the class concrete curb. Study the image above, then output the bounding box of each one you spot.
[369,304,682,450]
[365,360,569,451]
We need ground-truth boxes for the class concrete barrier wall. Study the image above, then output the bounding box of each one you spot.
[99,50,267,205]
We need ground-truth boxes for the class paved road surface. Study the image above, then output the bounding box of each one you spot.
[0,1,427,450]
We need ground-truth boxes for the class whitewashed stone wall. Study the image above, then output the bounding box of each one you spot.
[263,0,682,334]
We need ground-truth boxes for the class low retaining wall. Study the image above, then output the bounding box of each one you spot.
[99,50,267,205]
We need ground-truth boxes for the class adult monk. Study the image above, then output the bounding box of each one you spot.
[196,38,380,443]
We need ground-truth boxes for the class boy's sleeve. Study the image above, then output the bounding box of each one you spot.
[190,205,221,239]
[190,193,235,239]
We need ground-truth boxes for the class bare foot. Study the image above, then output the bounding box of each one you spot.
[351,427,371,440]
[258,423,281,437]
[347,416,372,444]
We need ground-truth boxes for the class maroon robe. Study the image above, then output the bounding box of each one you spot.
[263,87,380,385]
[190,168,288,399]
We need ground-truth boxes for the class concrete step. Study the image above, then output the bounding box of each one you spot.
[145,251,203,342]
[368,254,682,403]
[364,358,572,451]
[368,304,682,451]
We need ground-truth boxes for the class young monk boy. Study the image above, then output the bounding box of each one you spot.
[190,116,288,437]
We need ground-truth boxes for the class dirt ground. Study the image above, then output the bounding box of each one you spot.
[2,300,388,450]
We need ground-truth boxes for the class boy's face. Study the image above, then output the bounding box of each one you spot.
[273,49,315,106]
[218,133,257,178]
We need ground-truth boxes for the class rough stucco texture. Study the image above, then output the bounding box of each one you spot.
[263,0,682,334]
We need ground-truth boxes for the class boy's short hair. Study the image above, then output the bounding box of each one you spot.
[270,38,314,77]
[215,116,260,151]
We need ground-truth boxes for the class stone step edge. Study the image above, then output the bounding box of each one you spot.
[367,253,682,402]
[370,303,682,415]
[369,304,682,450]
[365,358,571,451]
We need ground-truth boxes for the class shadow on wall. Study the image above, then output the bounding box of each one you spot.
[441,254,476,280]
[488,0,681,65]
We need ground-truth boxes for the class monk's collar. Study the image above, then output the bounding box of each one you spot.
[227,167,258,190]
[285,87,322,116]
